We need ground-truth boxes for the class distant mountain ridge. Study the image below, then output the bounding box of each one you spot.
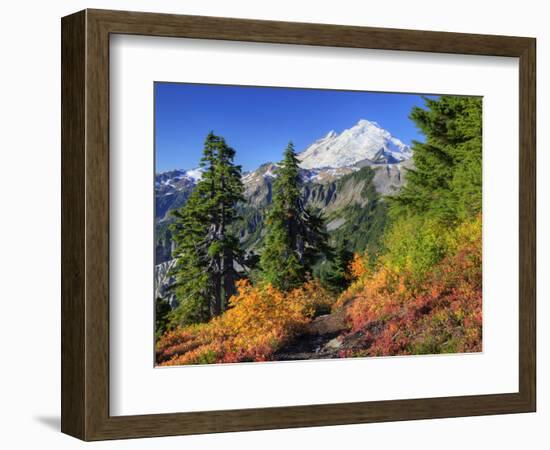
[155,119,413,223]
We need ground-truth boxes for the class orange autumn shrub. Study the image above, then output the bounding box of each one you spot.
[338,215,482,356]
[332,250,373,310]
[349,251,370,280]
[156,279,334,365]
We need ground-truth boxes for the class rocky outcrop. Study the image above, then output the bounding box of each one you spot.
[372,158,413,195]
[154,259,178,308]
[273,305,351,360]
[303,308,348,336]
[273,298,388,361]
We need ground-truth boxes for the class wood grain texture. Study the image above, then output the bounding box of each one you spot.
[61,10,86,439]
[85,10,111,439]
[61,9,537,441]
[518,39,536,409]
[88,8,532,56]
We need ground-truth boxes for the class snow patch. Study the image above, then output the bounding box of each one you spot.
[185,168,204,182]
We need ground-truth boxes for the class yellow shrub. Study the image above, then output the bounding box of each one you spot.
[156,279,334,365]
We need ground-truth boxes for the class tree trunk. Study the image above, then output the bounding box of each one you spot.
[222,253,236,310]
[210,258,222,317]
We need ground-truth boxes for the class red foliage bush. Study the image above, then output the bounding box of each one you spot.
[340,216,482,356]
[157,216,482,364]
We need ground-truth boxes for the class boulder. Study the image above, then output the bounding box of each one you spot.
[303,308,348,336]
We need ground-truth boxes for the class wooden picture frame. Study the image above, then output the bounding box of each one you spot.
[61,9,536,441]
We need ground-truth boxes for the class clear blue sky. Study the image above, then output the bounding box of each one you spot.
[155,82,430,173]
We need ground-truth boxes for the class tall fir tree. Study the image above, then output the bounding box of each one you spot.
[391,96,482,223]
[260,142,329,291]
[381,96,483,281]
[169,132,244,325]
[322,239,354,293]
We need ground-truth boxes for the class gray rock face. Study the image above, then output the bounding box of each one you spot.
[372,158,414,195]
[242,160,411,213]
[154,259,178,308]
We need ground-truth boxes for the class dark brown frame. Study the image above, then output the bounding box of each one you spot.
[61,9,536,441]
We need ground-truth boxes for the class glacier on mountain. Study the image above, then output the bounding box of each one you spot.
[298,119,412,169]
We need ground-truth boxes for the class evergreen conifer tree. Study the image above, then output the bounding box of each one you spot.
[391,96,482,223]
[155,297,172,337]
[169,132,244,325]
[323,239,354,293]
[260,142,329,291]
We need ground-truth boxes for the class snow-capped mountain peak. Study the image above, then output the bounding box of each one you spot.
[155,167,204,187]
[298,119,411,169]
[184,167,204,182]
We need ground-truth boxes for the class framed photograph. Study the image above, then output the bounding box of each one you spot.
[61,9,536,441]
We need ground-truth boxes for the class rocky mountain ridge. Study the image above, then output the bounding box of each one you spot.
[155,118,413,224]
